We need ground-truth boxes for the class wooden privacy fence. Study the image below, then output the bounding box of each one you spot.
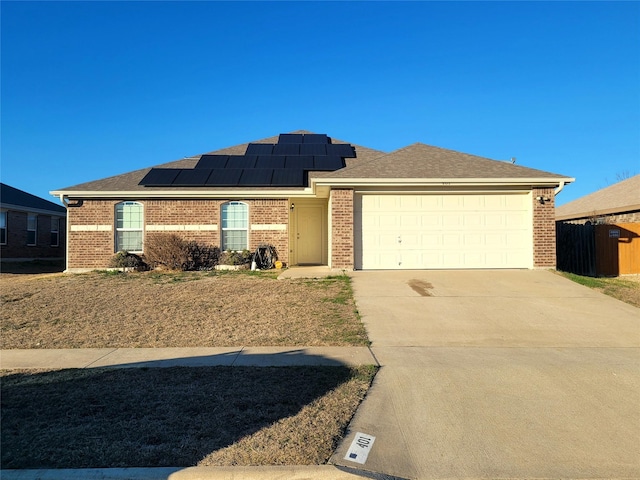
[556,222,640,276]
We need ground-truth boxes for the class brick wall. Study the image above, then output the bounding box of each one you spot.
[67,200,115,269]
[67,198,289,270]
[532,187,557,268]
[1,210,66,260]
[330,189,354,269]
[249,199,289,263]
[560,210,640,225]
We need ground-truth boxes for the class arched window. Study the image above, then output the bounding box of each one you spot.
[221,201,248,251]
[115,201,143,252]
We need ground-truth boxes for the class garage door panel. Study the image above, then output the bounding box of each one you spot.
[356,193,532,269]
[421,214,441,227]
[443,215,463,227]
[506,213,527,227]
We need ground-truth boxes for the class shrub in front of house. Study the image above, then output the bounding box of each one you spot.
[219,249,252,266]
[144,234,189,270]
[109,251,147,271]
[143,234,219,271]
[185,241,220,271]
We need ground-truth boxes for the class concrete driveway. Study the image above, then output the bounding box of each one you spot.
[332,270,640,479]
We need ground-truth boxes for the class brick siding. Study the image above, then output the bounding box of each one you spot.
[67,200,115,269]
[330,188,354,269]
[560,209,640,225]
[67,199,289,270]
[532,187,557,268]
[1,210,66,260]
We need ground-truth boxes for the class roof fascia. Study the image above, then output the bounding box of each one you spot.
[312,177,575,188]
[50,188,317,200]
[556,204,640,221]
[0,202,66,216]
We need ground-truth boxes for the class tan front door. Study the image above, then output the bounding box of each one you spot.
[297,205,323,264]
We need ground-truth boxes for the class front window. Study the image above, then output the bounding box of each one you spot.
[221,201,248,250]
[27,214,37,246]
[51,217,60,247]
[0,211,6,245]
[115,201,143,252]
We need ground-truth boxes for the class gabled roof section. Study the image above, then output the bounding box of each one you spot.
[1,183,66,214]
[138,133,356,188]
[556,174,640,221]
[52,131,385,196]
[324,143,570,181]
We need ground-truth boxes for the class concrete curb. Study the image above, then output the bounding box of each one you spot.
[0,465,404,480]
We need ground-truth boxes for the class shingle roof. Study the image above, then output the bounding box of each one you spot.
[51,133,570,195]
[1,183,66,214]
[326,143,569,180]
[53,131,386,194]
[556,174,640,221]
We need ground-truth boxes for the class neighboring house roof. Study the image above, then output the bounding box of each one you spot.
[1,183,66,215]
[51,132,572,198]
[556,174,640,221]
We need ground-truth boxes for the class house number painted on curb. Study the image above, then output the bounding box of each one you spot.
[344,432,376,464]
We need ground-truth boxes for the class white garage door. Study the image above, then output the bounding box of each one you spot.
[355,193,533,269]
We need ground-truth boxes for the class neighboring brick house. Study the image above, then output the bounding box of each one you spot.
[51,132,573,273]
[556,174,640,276]
[556,174,640,225]
[0,183,67,261]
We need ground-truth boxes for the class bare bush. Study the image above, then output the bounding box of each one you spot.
[144,234,220,271]
[144,234,189,270]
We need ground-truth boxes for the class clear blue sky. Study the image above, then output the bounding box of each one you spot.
[2,1,638,206]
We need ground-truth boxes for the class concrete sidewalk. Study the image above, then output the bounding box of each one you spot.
[0,346,378,369]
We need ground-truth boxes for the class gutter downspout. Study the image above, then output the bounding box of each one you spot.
[554,181,566,196]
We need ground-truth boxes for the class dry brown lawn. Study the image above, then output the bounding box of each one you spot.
[1,270,369,348]
[1,365,376,468]
[0,268,376,469]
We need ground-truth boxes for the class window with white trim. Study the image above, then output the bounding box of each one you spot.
[115,201,143,252]
[221,201,248,251]
[27,214,37,246]
[51,217,60,247]
[0,211,7,245]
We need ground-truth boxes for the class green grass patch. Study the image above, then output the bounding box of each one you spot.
[558,271,640,308]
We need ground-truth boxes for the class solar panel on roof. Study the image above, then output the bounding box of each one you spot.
[139,168,180,186]
[285,155,314,169]
[300,143,327,155]
[255,155,286,168]
[313,156,345,170]
[272,169,305,186]
[227,155,257,168]
[303,134,329,144]
[206,169,243,186]
[238,169,274,186]
[246,143,274,155]
[273,143,300,155]
[327,144,356,158]
[278,134,304,144]
[195,155,229,169]
[172,169,212,186]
